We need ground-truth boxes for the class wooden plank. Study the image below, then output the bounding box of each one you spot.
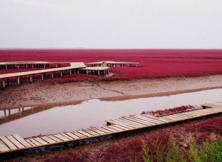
[170,113,192,119]
[116,118,141,126]
[160,116,176,122]
[29,138,42,146]
[47,135,62,143]
[34,137,48,145]
[113,123,131,130]
[125,117,154,126]
[13,134,31,148]
[109,125,124,132]
[25,139,36,147]
[175,112,196,118]
[77,130,93,138]
[173,115,193,120]
[162,116,181,122]
[118,118,145,127]
[113,124,130,131]
[84,129,99,136]
[7,136,25,149]
[90,128,106,135]
[136,115,164,125]
[111,120,138,128]
[96,127,113,134]
[41,136,57,144]
[102,126,120,133]
[54,134,69,142]
[117,118,142,128]
[134,116,161,125]
[117,120,139,129]
[133,118,157,126]
[163,114,187,120]
[143,115,170,123]
[109,120,136,129]
[110,120,135,129]
[122,118,147,126]
[0,140,10,153]
[65,132,80,140]
[72,131,87,139]
[167,115,185,121]
[0,136,17,150]
[116,122,136,129]
[60,133,73,140]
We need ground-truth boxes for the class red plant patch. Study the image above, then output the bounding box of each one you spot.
[141,105,198,117]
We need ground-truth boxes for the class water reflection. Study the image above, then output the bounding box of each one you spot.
[0,88,222,137]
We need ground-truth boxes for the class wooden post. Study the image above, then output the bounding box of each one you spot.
[41,74,44,80]
[60,71,63,77]
[2,80,6,88]
[4,109,6,117]
[69,70,72,75]
[51,73,54,79]
[19,107,22,115]
[29,76,33,83]
[17,77,21,85]
[97,70,100,76]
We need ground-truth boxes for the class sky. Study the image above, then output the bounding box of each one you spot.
[0,0,222,49]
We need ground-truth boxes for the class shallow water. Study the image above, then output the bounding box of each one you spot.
[1,88,222,137]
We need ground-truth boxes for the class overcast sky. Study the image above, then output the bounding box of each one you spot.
[0,0,221,49]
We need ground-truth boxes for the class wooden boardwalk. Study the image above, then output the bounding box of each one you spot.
[0,103,222,155]
[0,62,86,80]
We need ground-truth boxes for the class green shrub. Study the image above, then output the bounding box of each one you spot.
[143,134,222,162]
[200,136,222,162]
[142,145,152,162]
[165,135,186,162]
[187,134,202,162]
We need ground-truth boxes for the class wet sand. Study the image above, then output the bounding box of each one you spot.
[1,75,222,109]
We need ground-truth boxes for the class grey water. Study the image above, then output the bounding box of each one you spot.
[0,88,222,137]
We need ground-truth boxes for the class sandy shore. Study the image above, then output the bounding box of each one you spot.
[1,75,222,109]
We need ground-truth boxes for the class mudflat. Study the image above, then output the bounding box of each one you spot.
[1,74,222,109]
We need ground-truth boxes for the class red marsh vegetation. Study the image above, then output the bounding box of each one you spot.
[141,105,200,117]
[1,49,222,81]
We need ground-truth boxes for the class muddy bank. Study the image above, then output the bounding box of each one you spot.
[1,75,222,109]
